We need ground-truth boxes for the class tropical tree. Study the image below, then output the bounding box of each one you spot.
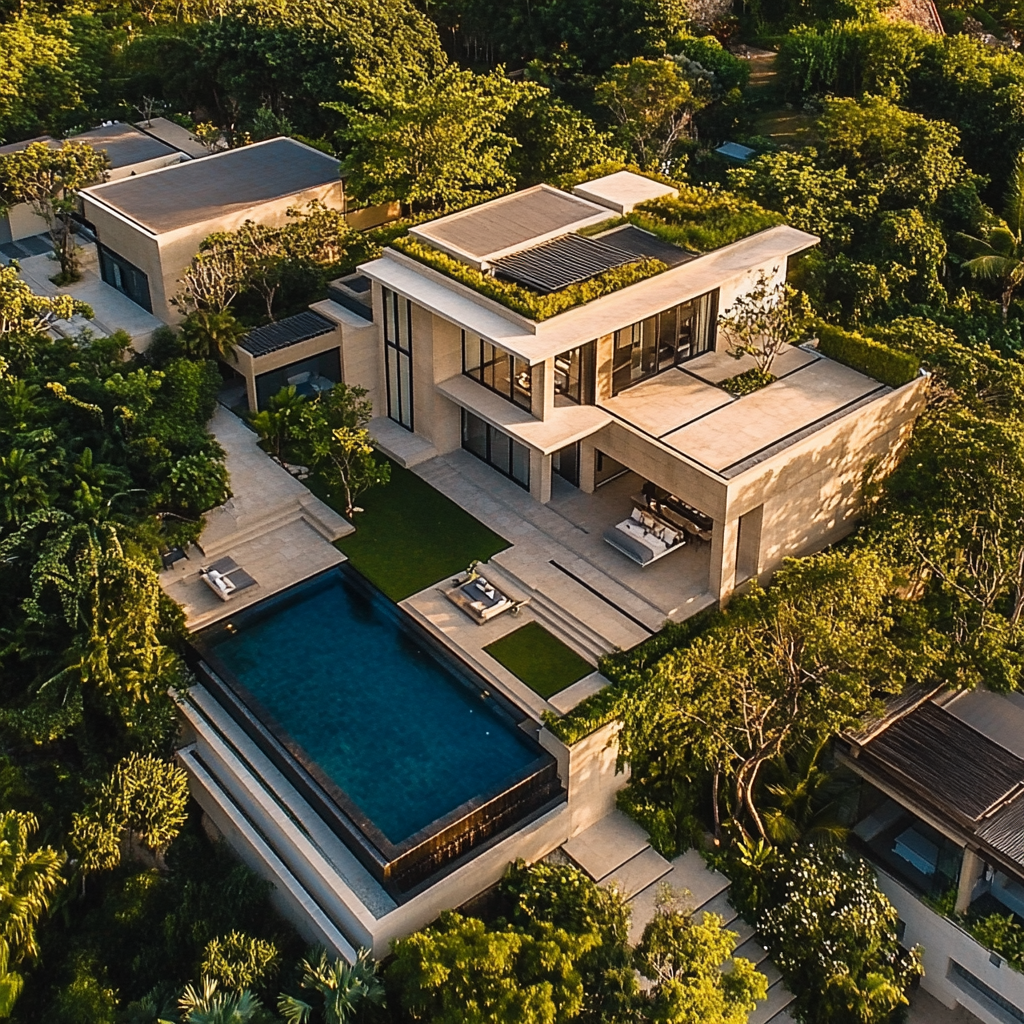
[179,977,270,1024]
[386,911,595,1024]
[0,263,89,339]
[278,947,383,1024]
[202,932,281,993]
[251,386,307,460]
[0,811,65,1018]
[634,907,767,1024]
[292,385,390,517]
[180,309,246,361]
[595,58,705,172]
[958,149,1024,320]
[336,60,519,211]
[718,270,810,377]
[619,550,909,841]
[0,141,110,283]
[0,448,49,526]
[732,844,922,1024]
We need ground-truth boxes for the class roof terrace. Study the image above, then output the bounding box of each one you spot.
[380,171,792,327]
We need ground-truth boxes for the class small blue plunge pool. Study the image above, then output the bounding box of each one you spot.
[195,567,560,892]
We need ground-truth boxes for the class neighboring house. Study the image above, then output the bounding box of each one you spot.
[839,688,1024,1024]
[133,116,217,159]
[338,171,927,604]
[1,122,190,248]
[79,137,347,321]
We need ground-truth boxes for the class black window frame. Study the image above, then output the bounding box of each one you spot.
[383,287,413,431]
[462,331,532,411]
[97,242,153,313]
[461,409,530,490]
[611,288,719,397]
[554,342,596,406]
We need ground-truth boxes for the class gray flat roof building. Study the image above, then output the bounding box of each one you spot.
[73,123,181,170]
[82,137,343,235]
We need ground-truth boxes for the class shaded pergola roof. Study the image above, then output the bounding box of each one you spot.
[239,310,335,357]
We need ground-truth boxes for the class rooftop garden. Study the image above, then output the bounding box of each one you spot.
[390,235,667,321]
[388,178,784,322]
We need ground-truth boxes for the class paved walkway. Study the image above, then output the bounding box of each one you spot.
[562,811,795,1024]
[12,240,164,349]
[907,990,984,1024]
[160,406,352,630]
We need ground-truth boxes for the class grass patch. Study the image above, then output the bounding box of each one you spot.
[307,459,508,602]
[485,622,593,699]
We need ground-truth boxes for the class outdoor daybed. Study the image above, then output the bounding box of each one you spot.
[604,507,686,566]
[200,556,259,601]
[445,574,525,625]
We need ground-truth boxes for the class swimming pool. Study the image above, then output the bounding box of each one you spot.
[193,567,561,893]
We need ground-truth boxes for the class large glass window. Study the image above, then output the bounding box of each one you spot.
[611,289,719,396]
[384,288,413,430]
[554,342,596,405]
[463,332,532,410]
[461,409,530,490]
[98,243,152,313]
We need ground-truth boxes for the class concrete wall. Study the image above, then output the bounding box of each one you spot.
[3,202,49,242]
[877,866,1024,1024]
[84,179,345,323]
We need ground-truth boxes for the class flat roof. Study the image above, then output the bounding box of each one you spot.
[82,137,342,235]
[73,123,179,169]
[493,233,637,293]
[410,185,610,264]
[0,135,57,156]
[572,170,678,214]
[361,224,821,364]
[596,224,695,267]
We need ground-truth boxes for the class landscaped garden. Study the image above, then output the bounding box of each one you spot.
[320,459,509,602]
[484,621,594,698]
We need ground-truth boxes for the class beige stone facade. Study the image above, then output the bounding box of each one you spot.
[345,180,927,608]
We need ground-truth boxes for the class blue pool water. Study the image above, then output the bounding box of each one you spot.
[204,570,540,845]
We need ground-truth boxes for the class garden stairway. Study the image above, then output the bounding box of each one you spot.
[561,811,797,1024]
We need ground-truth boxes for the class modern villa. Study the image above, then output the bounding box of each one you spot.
[158,170,932,989]
[841,687,1024,1023]
[333,171,929,606]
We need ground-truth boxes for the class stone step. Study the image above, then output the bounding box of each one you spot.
[482,562,611,663]
[749,980,795,1024]
[198,499,305,559]
[599,846,673,900]
[735,936,770,967]
[696,889,739,927]
[563,811,651,881]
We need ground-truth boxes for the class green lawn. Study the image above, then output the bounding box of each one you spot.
[484,622,594,699]
[308,459,509,602]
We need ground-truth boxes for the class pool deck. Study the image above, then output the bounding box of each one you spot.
[161,406,352,630]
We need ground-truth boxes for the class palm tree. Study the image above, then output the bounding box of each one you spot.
[0,811,65,1018]
[278,948,384,1024]
[760,739,854,847]
[0,449,49,526]
[958,149,1024,321]
[180,309,245,361]
[179,978,267,1024]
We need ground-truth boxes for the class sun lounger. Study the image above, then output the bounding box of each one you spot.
[445,575,526,624]
[200,556,258,601]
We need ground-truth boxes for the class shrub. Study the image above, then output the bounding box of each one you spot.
[814,320,921,387]
[720,367,776,396]
[730,843,923,1024]
[391,236,666,321]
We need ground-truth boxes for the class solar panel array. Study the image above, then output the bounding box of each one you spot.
[491,232,639,294]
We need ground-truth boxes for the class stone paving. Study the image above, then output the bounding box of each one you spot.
[160,406,352,630]
[13,241,164,348]
[413,450,714,656]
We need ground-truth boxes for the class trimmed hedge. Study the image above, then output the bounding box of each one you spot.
[390,236,667,321]
[813,320,921,387]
